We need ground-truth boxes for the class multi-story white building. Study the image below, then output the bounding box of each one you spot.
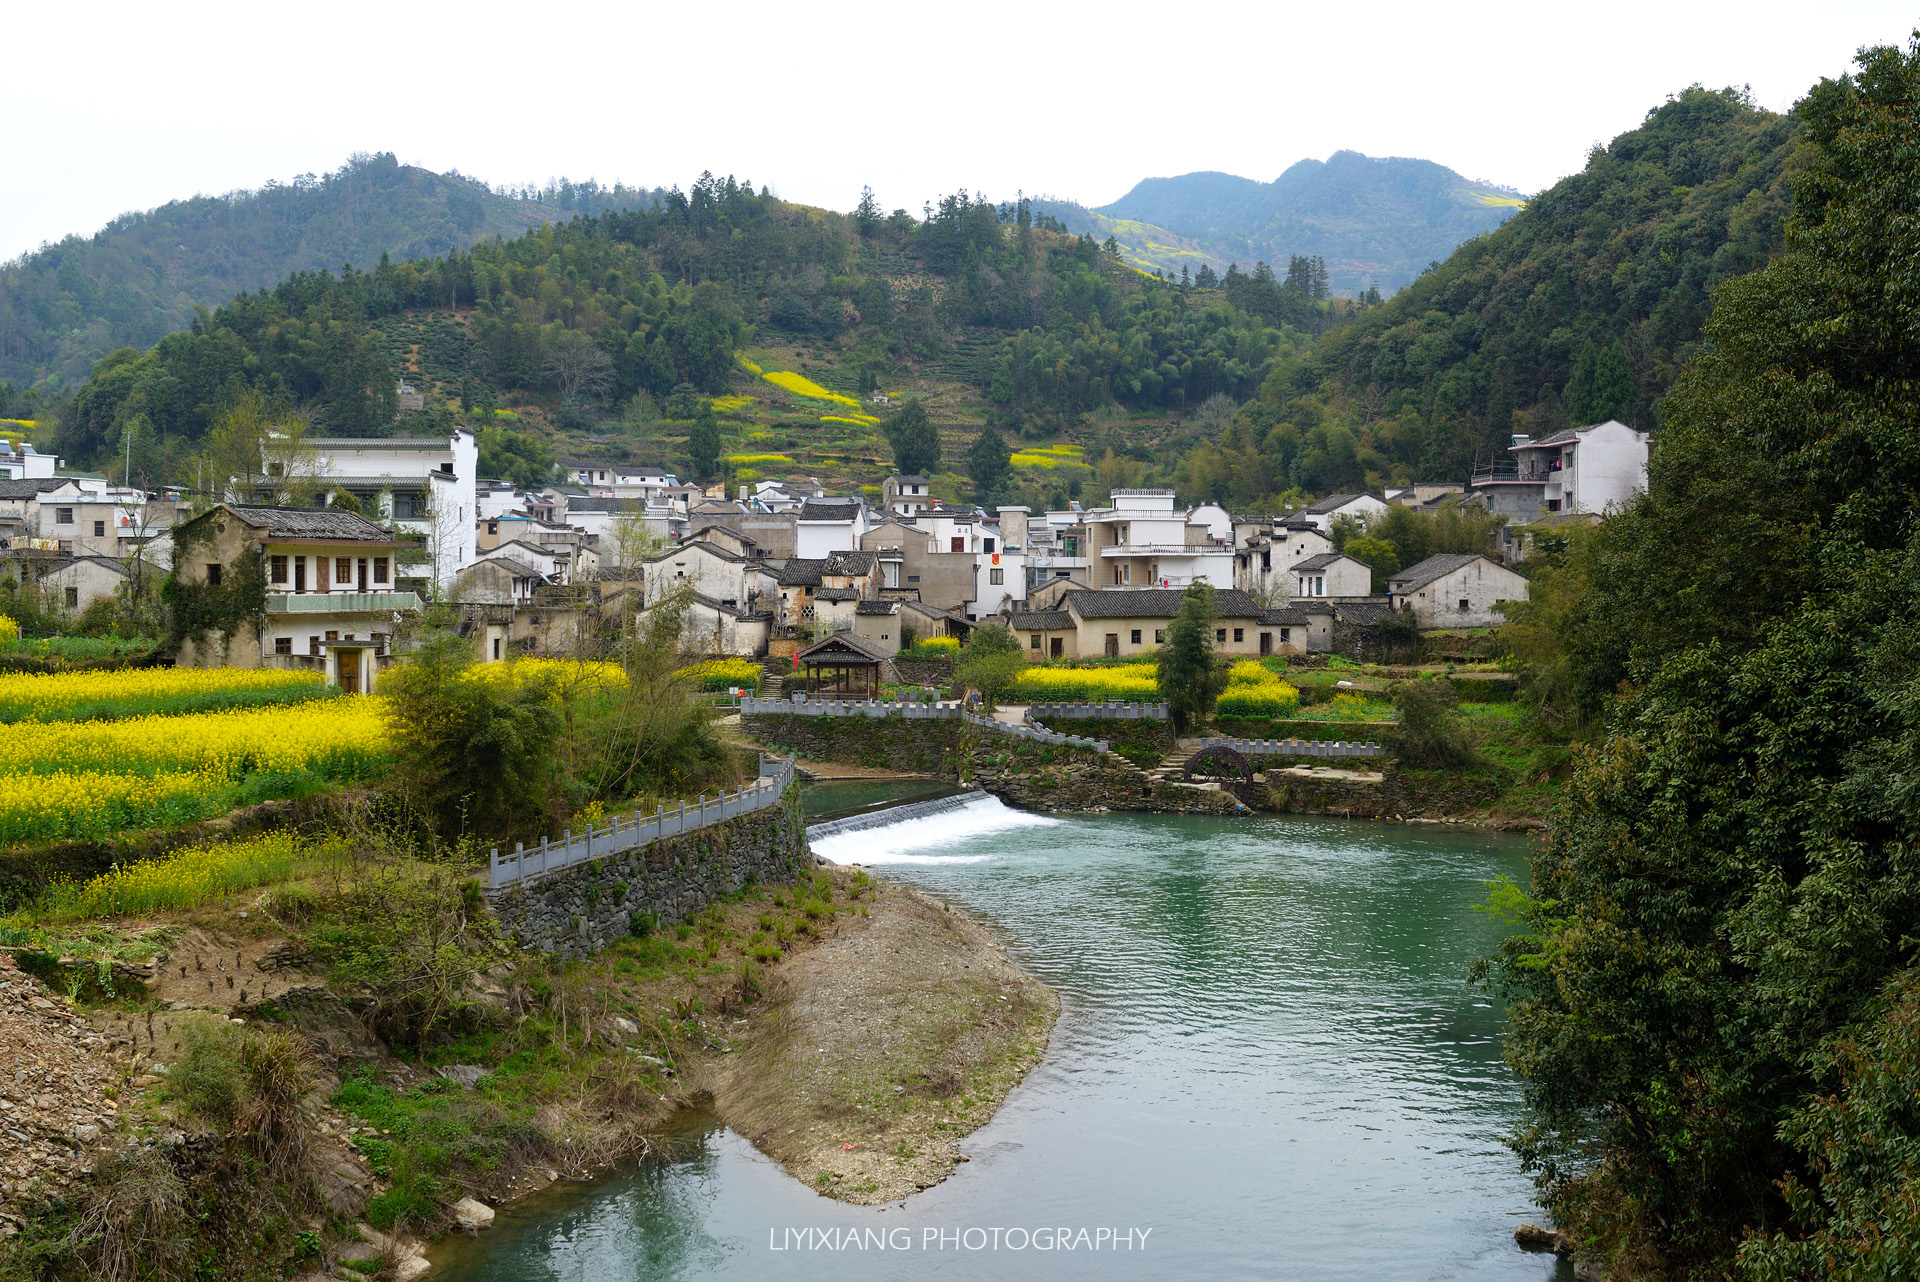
[0,442,58,481]
[1080,489,1233,589]
[307,429,478,590]
[1469,419,1651,521]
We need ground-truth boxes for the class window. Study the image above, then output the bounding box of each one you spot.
[55,507,73,525]
[1029,634,1041,651]
[1261,551,1271,570]
[373,558,389,584]
[983,537,995,554]
[1121,565,1131,584]
[1131,629,1142,645]
[1459,598,1470,612]
[293,557,305,592]
[1280,627,1291,644]
[492,638,502,660]
[324,630,339,642]
[309,636,321,656]
[1233,628,1244,643]
[1216,628,1227,643]
[951,536,965,553]
[990,568,1004,585]
[907,574,920,584]
[336,558,353,587]
[93,520,105,538]
[206,563,223,587]
[269,556,288,584]
[1155,629,1165,644]
[64,587,78,608]
[357,558,368,591]
[275,637,293,655]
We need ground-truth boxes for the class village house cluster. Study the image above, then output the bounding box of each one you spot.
[0,399,1658,690]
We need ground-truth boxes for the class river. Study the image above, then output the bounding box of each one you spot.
[434,788,1565,1281]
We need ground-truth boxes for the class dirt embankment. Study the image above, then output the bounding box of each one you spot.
[700,879,1055,1203]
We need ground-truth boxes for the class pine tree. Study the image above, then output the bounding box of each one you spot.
[1311,256,1331,301]
[687,402,722,479]
[854,186,881,237]
[965,424,1010,502]
[884,398,941,476]
[1157,582,1227,733]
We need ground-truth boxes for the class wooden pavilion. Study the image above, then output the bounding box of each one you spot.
[795,632,891,700]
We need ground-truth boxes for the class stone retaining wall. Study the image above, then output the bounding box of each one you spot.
[485,786,811,959]
[1262,765,1505,820]
[743,712,962,775]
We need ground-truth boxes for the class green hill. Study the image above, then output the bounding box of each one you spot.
[0,153,662,389]
[1035,152,1524,294]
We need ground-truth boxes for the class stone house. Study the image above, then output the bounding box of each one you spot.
[852,598,904,654]
[1388,553,1530,628]
[1234,518,1336,600]
[641,538,778,616]
[170,504,421,693]
[1469,419,1651,521]
[1049,587,1270,660]
[1290,552,1374,599]
[883,475,932,517]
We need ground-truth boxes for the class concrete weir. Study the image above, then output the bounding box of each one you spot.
[806,790,987,842]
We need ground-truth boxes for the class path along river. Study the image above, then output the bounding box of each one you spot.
[435,787,1568,1281]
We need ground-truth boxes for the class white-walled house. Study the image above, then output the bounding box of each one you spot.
[1300,492,1390,532]
[1290,552,1374,599]
[1234,518,1335,600]
[1470,419,1651,521]
[308,429,478,590]
[1080,489,1233,589]
[171,505,422,693]
[1388,553,1530,628]
[795,498,868,557]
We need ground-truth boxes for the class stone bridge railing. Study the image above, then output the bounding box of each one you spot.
[487,754,796,888]
[964,711,1110,754]
[1199,736,1386,760]
[739,696,957,719]
[1024,701,1169,720]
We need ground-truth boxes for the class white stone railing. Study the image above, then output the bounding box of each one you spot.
[487,754,795,888]
[1199,736,1385,759]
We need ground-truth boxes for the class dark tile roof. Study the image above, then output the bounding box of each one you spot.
[688,523,755,545]
[823,550,877,577]
[308,437,454,450]
[227,505,398,541]
[815,587,861,602]
[565,497,645,513]
[773,558,826,586]
[1303,492,1370,514]
[1290,552,1354,572]
[0,479,71,499]
[796,632,891,663]
[1258,606,1317,626]
[1332,601,1399,627]
[1009,610,1072,630]
[690,592,773,620]
[888,474,930,485]
[799,500,860,521]
[1063,587,1264,619]
[1515,427,1583,447]
[1389,553,1486,592]
[855,599,899,615]
[647,540,742,564]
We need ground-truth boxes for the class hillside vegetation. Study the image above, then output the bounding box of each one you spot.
[1168,87,1803,507]
[42,87,1799,516]
[0,153,662,389]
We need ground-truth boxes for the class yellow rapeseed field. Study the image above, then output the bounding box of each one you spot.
[5,699,388,779]
[465,658,627,698]
[0,665,329,722]
[761,369,863,409]
[30,831,331,919]
[0,769,214,845]
[1009,664,1160,702]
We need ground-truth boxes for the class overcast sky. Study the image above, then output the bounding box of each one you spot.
[5,1,1913,262]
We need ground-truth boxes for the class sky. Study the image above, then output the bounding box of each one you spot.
[5,0,1915,262]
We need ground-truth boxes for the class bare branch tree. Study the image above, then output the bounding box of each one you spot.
[544,332,615,403]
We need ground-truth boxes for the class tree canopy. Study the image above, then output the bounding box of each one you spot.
[1484,42,1920,1279]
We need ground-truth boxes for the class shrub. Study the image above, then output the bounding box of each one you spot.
[1388,679,1479,769]
[169,1018,246,1124]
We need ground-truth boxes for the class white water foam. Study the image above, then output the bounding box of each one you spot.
[812,792,1061,864]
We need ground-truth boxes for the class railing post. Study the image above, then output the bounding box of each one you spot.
[514,842,524,884]
[539,836,548,878]
[490,847,498,885]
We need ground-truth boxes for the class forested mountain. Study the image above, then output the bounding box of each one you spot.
[51,178,1320,502]
[1169,88,1802,506]
[1034,152,1523,293]
[0,153,663,389]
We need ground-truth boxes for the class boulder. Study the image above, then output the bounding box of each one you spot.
[450,1197,495,1232]
[433,1065,487,1088]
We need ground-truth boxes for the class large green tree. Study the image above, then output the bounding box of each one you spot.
[1157,582,1227,732]
[965,424,1011,502]
[1485,42,1920,1279]
[883,398,942,477]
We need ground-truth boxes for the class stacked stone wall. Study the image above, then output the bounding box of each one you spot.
[486,787,811,959]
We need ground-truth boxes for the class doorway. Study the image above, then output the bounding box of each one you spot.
[1050,637,1064,658]
[337,650,363,695]
[1104,633,1119,658]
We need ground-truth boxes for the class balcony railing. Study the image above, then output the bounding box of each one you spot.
[265,591,424,614]
[1470,469,1557,486]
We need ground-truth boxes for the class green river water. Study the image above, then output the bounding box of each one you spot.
[434,786,1566,1281]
